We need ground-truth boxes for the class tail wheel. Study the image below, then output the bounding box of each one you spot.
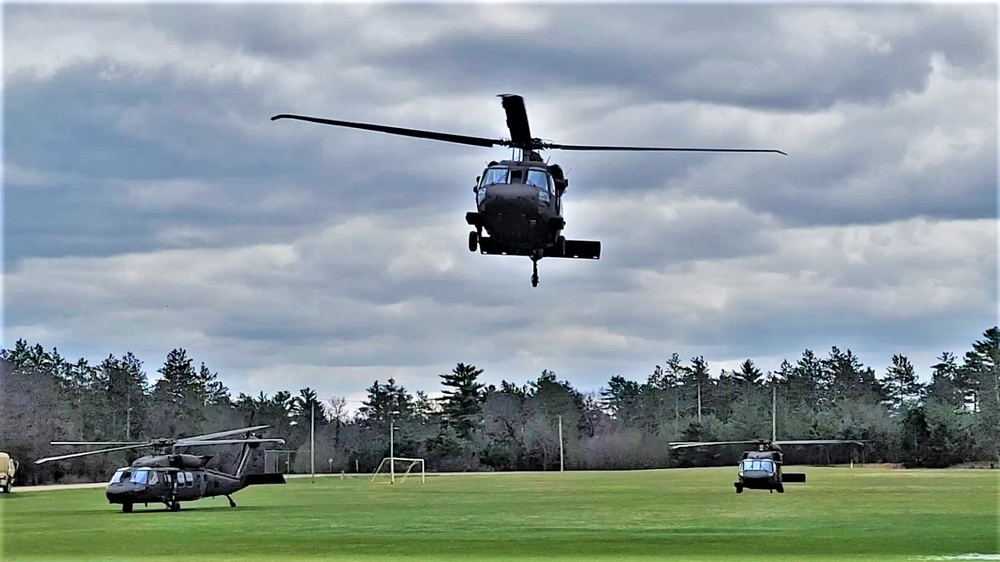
[468,231,478,252]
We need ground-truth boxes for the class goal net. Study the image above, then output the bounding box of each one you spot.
[370,457,425,484]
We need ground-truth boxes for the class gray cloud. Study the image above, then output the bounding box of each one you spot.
[3,4,996,402]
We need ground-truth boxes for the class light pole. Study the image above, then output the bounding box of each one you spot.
[389,410,400,484]
[757,372,783,442]
[310,402,315,484]
[558,415,564,472]
[125,386,132,440]
[389,421,396,484]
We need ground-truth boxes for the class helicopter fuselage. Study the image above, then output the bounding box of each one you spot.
[474,161,561,252]
[735,451,784,493]
[103,449,284,512]
[466,159,601,288]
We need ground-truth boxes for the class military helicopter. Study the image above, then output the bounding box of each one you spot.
[35,425,286,512]
[669,376,863,493]
[272,94,786,286]
[668,438,863,493]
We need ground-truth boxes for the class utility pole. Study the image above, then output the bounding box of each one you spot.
[126,386,131,440]
[771,380,777,443]
[697,382,702,424]
[390,421,395,484]
[558,415,564,472]
[310,402,315,484]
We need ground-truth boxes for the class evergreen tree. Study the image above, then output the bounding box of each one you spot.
[601,375,642,428]
[926,352,964,409]
[100,353,148,440]
[151,349,202,436]
[438,363,485,440]
[962,327,1000,463]
[883,354,922,414]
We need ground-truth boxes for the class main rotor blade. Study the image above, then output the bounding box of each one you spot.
[50,441,147,446]
[271,114,502,149]
[544,142,787,155]
[179,438,286,446]
[498,94,532,149]
[668,441,762,450]
[34,443,150,464]
[775,440,865,446]
[181,425,271,442]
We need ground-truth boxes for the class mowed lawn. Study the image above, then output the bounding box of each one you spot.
[1,467,996,561]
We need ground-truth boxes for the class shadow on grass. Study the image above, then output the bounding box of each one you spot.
[35,504,276,517]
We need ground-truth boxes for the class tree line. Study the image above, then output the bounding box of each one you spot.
[1,327,997,485]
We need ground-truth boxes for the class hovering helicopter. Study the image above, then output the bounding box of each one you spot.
[35,425,286,512]
[272,94,786,286]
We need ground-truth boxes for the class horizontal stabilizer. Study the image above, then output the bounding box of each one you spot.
[243,473,285,485]
[477,237,601,259]
[546,240,601,259]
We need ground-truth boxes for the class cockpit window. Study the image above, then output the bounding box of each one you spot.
[481,167,508,186]
[129,469,149,484]
[740,459,775,473]
[110,469,127,484]
[526,170,551,191]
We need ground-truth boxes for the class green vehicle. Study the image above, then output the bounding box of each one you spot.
[0,452,18,493]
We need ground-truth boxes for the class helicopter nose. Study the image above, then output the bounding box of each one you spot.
[481,184,539,213]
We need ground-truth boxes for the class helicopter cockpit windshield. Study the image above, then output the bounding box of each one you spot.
[110,468,128,484]
[526,170,552,193]
[739,458,776,477]
[480,167,509,187]
[129,469,150,484]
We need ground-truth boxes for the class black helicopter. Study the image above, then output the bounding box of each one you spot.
[668,438,864,494]
[272,94,786,286]
[35,425,286,512]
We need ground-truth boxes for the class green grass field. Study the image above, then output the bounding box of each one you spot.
[1,467,997,561]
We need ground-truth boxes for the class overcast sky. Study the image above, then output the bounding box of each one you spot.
[3,3,997,410]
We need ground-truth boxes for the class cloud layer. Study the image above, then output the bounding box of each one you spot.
[4,4,997,404]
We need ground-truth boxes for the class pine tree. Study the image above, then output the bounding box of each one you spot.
[883,354,922,414]
[439,363,485,440]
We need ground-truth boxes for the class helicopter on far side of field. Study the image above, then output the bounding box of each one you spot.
[668,438,864,493]
[669,380,864,494]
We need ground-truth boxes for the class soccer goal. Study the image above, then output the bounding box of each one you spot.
[370,457,425,484]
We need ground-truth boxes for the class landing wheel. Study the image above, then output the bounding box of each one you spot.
[556,235,566,256]
[2,483,10,494]
[735,483,743,494]
[227,495,237,508]
[468,231,478,252]
[776,484,784,494]
[169,501,180,512]
[122,503,133,513]
[530,258,540,287]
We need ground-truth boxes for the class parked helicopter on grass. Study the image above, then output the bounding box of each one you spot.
[668,438,864,493]
[272,94,786,286]
[669,378,864,494]
[35,425,285,512]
